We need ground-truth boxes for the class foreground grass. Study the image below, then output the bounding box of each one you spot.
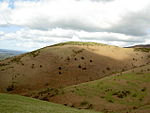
[0,93,100,113]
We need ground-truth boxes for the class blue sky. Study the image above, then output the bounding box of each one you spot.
[0,0,150,51]
[0,25,22,32]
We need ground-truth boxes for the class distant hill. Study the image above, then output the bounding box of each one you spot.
[127,44,150,48]
[0,49,24,60]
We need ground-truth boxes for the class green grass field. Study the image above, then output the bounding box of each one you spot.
[0,93,100,113]
[64,72,150,105]
[48,71,149,113]
[25,70,150,113]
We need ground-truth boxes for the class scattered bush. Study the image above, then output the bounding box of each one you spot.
[102,70,105,74]
[141,87,146,92]
[81,57,84,60]
[108,99,114,103]
[139,98,143,101]
[31,64,35,69]
[113,90,131,98]
[21,63,24,66]
[29,50,40,57]
[11,57,21,63]
[58,67,61,70]
[0,68,5,71]
[72,49,84,54]
[41,97,49,101]
[45,83,49,86]
[80,101,89,106]
[122,68,125,72]
[106,67,110,71]
[132,94,137,97]
[0,63,7,67]
[7,85,14,91]
[78,65,81,68]
[64,104,67,106]
[82,67,86,70]
[66,57,70,61]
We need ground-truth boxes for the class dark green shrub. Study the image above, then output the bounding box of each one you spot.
[7,85,14,91]
[106,67,110,71]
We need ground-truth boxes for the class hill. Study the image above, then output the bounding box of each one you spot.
[0,93,99,113]
[0,41,149,94]
[127,44,150,48]
[0,41,150,113]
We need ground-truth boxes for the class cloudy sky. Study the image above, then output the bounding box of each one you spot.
[0,0,150,51]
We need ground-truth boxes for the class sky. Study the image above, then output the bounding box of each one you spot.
[0,0,150,51]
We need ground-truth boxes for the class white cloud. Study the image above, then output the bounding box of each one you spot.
[1,0,149,31]
[0,0,150,50]
[0,2,11,25]
[0,28,148,50]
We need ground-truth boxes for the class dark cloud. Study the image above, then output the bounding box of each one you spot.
[27,4,150,38]
[108,7,150,36]
[27,16,105,32]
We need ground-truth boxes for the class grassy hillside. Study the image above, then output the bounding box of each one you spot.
[0,42,150,113]
[26,64,150,113]
[0,93,99,113]
[0,42,149,94]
